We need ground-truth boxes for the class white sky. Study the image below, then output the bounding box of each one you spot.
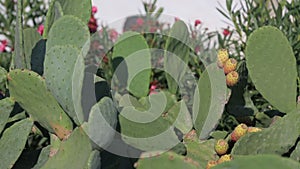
[93,0,232,32]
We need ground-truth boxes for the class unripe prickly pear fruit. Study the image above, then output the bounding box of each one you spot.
[231,123,248,142]
[226,71,239,86]
[214,139,229,155]
[206,160,217,169]
[217,49,229,68]
[223,58,237,74]
[247,127,262,133]
[217,154,232,164]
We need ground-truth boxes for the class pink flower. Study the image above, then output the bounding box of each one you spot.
[0,39,7,52]
[0,44,5,52]
[1,40,7,46]
[37,25,44,35]
[223,29,230,36]
[175,17,180,22]
[136,18,144,26]
[92,6,98,14]
[194,19,201,27]
[109,29,118,41]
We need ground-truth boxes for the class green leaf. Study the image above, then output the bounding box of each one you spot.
[0,119,33,169]
[44,45,85,125]
[164,100,193,134]
[8,69,73,140]
[232,111,300,155]
[23,28,42,69]
[112,32,151,98]
[83,97,118,149]
[0,98,14,133]
[137,151,199,169]
[46,15,90,57]
[84,150,101,169]
[193,63,227,139]
[246,26,297,113]
[291,141,300,162]
[214,154,300,169]
[14,0,26,69]
[43,0,64,39]
[185,139,216,169]
[56,0,91,23]
[41,127,92,169]
[164,21,191,94]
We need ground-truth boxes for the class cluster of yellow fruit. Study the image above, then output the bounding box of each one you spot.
[206,123,262,169]
[217,49,239,87]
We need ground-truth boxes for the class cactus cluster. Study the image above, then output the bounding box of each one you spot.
[0,0,116,168]
[0,0,299,168]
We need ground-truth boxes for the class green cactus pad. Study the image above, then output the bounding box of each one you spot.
[46,15,90,57]
[291,142,300,162]
[193,63,227,139]
[213,154,300,169]
[136,151,199,169]
[246,26,297,113]
[163,100,193,134]
[185,139,217,168]
[8,69,73,139]
[112,31,151,98]
[57,0,91,23]
[44,45,85,125]
[0,118,33,169]
[43,0,64,39]
[14,0,25,69]
[232,111,300,155]
[0,98,15,133]
[119,108,179,151]
[83,97,118,149]
[164,20,191,94]
[84,150,101,169]
[41,127,92,169]
[23,28,42,69]
[0,66,7,92]
[32,146,51,169]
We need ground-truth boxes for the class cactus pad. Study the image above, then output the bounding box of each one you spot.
[246,26,297,113]
[0,119,33,169]
[46,15,90,57]
[136,151,199,169]
[8,69,73,139]
[44,45,85,125]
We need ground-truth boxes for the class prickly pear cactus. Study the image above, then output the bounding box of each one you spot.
[136,151,199,169]
[0,119,33,169]
[8,69,73,140]
[246,26,297,113]
[193,63,227,139]
[232,111,300,155]
[213,155,300,169]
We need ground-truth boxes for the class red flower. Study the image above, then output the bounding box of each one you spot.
[37,25,44,35]
[136,18,144,26]
[88,15,98,33]
[223,29,230,36]
[92,6,98,14]
[194,19,201,27]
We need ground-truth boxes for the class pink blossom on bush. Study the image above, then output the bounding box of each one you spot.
[175,17,180,22]
[37,25,44,35]
[109,29,118,41]
[0,39,7,52]
[194,19,201,27]
[223,29,230,36]
[136,18,144,26]
[92,6,98,14]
